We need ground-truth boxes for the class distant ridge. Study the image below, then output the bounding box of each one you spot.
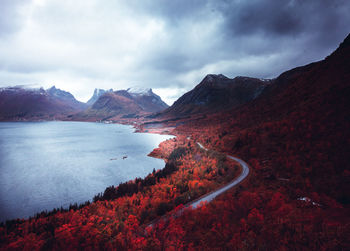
[0,86,87,121]
[154,74,271,118]
[73,87,168,121]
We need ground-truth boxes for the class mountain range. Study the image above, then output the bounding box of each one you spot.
[0,86,87,121]
[71,87,169,121]
[0,86,169,121]
[0,73,275,122]
[1,32,349,250]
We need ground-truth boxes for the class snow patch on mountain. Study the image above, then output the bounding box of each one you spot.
[127,87,153,96]
[0,86,44,92]
[87,88,113,105]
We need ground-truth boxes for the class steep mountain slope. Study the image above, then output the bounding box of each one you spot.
[47,86,87,110]
[137,33,350,251]
[87,91,143,119]
[75,88,168,121]
[127,87,169,112]
[86,88,113,106]
[177,33,350,202]
[155,74,271,118]
[0,86,87,121]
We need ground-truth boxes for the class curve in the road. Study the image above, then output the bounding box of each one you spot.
[190,142,250,209]
[146,142,250,228]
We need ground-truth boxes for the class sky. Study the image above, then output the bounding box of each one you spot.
[0,0,349,105]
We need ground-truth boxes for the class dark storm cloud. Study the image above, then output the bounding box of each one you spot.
[216,0,304,36]
[0,0,349,104]
[141,0,349,39]
[214,0,349,42]
[138,0,350,79]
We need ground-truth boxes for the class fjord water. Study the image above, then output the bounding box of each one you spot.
[0,121,172,222]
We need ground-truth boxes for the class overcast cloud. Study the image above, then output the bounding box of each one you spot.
[0,0,349,104]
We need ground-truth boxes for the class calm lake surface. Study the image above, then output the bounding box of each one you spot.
[0,121,172,222]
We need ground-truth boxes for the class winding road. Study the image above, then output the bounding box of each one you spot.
[147,142,250,228]
[190,143,250,209]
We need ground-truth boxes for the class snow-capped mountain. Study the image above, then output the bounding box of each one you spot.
[74,87,169,121]
[126,87,168,111]
[87,88,113,106]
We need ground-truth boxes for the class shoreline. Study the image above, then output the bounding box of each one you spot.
[1,119,245,226]
[0,120,173,223]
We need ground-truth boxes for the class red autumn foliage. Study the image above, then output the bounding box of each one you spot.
[1,35,349,250]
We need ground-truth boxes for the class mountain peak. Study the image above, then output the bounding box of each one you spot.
[339,32,350,49]
[87,88,113,106]
[94,88,113,94]
[157,73,269,117]
[80,86,168,120]
[46,86,73,99]
[203,74,228,82]
[45,86,85,110]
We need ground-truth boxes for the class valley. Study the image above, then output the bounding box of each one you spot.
[0,34,349,250]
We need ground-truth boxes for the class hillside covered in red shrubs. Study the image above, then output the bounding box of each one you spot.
[0,136,240,250]
[169,34,350,249]
[1,35,349,250]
